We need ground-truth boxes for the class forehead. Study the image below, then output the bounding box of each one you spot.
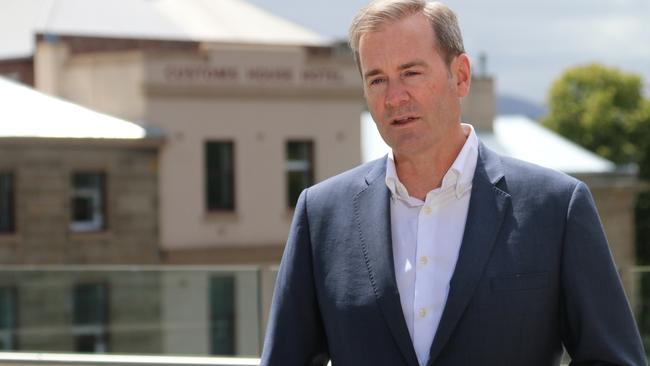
[358,13,438,72]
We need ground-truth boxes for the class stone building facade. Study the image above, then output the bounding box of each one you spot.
[0,138,161,264]
[0,136,162,354]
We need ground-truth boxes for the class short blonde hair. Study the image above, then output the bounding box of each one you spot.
[349,0,465,71]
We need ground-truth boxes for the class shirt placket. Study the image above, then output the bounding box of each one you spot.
[412,193,440,365]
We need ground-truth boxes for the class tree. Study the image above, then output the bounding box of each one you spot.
[543,64,643,165]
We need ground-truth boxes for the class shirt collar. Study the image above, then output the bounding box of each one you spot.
[385,123,479,201]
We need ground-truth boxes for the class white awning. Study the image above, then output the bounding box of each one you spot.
[0,76,145,139]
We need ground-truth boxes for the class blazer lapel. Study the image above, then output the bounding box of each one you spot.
[353,158,420,366]
[427,144,511,365]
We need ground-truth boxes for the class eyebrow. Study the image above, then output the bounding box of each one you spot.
[399,60,427,70]
[363,60,428,80]
[363,69,382,80]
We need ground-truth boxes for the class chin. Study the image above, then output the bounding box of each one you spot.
[391,143,431,158]
[388,133,431,152]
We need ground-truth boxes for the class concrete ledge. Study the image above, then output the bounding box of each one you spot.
[0,352,259,366]
[0,352,570,366]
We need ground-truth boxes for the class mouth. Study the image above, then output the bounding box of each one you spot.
[391,116,419,126]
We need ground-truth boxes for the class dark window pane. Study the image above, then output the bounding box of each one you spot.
[210,276,235,355]
[76,334,102,353]
[73,284,108,325]
[0,173,14,233]
[0,287,17,350]
[288,171,309,207]
[73,284,108,353]
[73,173,102,189]
[286,141,314,207]
[288,141,313,161]
[72,197,94,222]
[205,142,235,211]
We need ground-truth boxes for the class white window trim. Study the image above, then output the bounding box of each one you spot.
[70,180,104,232]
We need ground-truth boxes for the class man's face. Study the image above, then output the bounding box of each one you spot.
[358,13,470,158]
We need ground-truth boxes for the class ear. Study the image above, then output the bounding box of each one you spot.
[453,53,471,98]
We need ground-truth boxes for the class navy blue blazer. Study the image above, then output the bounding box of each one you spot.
[261,144,646,366]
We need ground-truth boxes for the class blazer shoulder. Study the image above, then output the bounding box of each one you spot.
[485,152,588,234]
[498,154,581,194]
[307,157,385,202]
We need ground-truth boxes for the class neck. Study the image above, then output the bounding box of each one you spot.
[394,125,468,200]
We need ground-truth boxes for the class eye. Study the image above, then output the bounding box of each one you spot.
[403,70,420,77]
[368,77,385,86]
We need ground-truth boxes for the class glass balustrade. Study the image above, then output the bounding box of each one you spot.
[0,265,276,358]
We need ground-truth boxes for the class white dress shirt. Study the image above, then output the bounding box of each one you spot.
[385,124,478,366]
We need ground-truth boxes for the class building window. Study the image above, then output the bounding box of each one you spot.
[0,287,17,350]
[286,141,314,208]
[0,172,15,234]
[72,283,109,353]
[205,142,235,211]
[70,172,106,232]
[209,276,235,355]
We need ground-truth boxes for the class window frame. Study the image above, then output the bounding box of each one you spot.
[69,171,107,233]
[71,282,110,353]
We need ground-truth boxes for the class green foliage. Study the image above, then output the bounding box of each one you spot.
[543,64,643,165]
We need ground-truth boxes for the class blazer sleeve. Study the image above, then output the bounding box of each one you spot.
[260,189,330,366]
[560,182,647,365]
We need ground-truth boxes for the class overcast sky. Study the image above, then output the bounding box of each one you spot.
[247,0,650,105]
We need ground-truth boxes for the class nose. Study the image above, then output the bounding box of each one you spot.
[384,79,410,108]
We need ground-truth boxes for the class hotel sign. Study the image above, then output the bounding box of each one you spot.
[146,58,362,92]
[163,65,345,84]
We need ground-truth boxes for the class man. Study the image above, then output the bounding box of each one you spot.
[261,1,646,365]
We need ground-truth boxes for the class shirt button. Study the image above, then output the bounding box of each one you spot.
[423,205,432,215]
[418,308,427,318]
[419,256,428,266]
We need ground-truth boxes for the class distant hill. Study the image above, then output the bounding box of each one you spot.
[497,94,548,121]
